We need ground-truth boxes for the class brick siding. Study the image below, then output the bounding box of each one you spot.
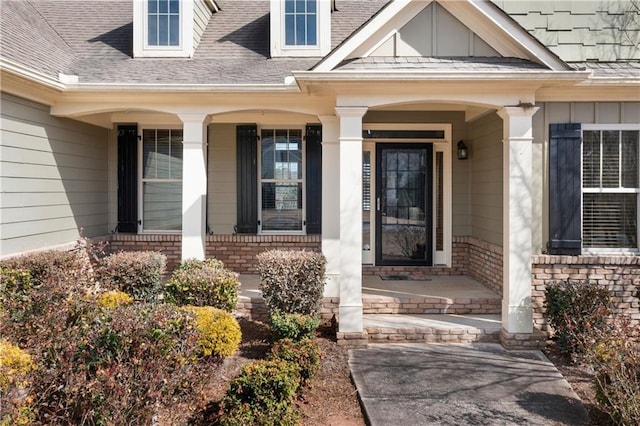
[108,234,321,272]
[531,255,640,332]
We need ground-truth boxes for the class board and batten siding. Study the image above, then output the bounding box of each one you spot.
[0,92,109,257]
[207,123,237,234]
[468,111,503,247]
[534,101,640,253]
[371,2,498,57]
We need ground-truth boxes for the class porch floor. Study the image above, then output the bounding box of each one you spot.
[238,274,500,301]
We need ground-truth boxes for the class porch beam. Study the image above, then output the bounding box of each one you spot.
[179,113,209,261]
[319,115,340,298]
[335,106,368,333]
[497,106,539,334]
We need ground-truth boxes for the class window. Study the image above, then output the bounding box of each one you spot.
[259,129,304,232]
[147,0,180,47]
[141,129,183,231]
[582,127,640,250]
[284,0,317,46]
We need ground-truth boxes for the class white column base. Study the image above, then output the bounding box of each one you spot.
[501,300,533,334]
[338,304,364,333]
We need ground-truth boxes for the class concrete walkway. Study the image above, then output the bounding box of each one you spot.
[350,343,588,426]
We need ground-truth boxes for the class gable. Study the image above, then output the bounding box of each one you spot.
[315,0,569,72]
[370,2,499,57]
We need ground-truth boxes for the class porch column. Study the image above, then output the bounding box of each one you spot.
[497,106,539,334]
[179,113,208,261]
[319,115,340,298]
[335,106,368,332]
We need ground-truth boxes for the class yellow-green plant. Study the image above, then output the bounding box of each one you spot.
[0,341,36,391]
[183,306,241,358]
[97,291,134,309]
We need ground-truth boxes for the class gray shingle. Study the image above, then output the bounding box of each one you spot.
[336,56,550,72]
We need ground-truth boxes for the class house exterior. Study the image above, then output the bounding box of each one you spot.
[1,0,639,346]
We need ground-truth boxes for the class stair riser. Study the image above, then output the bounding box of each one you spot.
[366,327,500,344]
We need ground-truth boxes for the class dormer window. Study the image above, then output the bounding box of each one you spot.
[271,0,330,57]
[133,0,216,58]
[285,0,317,46]
[147,0,181,47]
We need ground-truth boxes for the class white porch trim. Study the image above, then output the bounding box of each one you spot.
[179,113,209,260]
[335,106,368,333]
[497,106,539,334]
[319,115,341,298]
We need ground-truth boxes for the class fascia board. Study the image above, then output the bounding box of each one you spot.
[63,83,302,93]
[293,70,591,82]
[0,59,65,91]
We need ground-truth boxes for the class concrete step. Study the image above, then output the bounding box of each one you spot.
[362,295,501,315]
[364,313,502,344]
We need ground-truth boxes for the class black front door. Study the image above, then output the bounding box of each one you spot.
[376,144,432,266]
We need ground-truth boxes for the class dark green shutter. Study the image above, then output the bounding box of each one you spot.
[236,125,258,234]
[117,125,138,233]
[305,125,322,234]
[548,123,582,255]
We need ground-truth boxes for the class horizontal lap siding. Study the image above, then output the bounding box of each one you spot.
[468,112,503,246]
[208,123,237,234]
[0,93,109,256]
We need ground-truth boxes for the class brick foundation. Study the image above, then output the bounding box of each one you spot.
[531,255,640,333]
[467,237,503,296]
[500,328,548,350]
[108,234,321,272]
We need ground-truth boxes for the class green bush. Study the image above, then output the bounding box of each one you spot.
[0,249,94,287]
[33,303,201,425]
[270,311,319,342]
[582,321,640,425]
[97,251,166,302]
[165,258,239,311]
[220,402,300,426]
[221,359,301,425]
[543,279,611,356]
[182,306,241,358]
[257,250,326,315]
[270,338,321,383]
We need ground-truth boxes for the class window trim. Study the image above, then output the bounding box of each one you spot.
[257,126,307,235]
[138,126,184,234]
[283,0,319,48]
[581,123,640,253]
[270,0,330,57]
[133,0,194,58]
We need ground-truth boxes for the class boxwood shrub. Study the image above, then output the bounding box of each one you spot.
[165,258,239,311]
[96,251,167,302]
[270,311,319,342]
[256,250,326,315]
[182,306,241,358]
[270,338,321,383]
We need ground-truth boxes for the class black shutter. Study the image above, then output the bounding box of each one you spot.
[305,125,322,234]
[548,123,582,255]
[117,125,138,233]
[236,125,258,234]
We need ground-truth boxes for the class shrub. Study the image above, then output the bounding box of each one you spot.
[0,341,37,426]
[221,359,301,425]
[97,251,166,302]
[581,321,640,425]
[182,306,241,358]
[543,279,611,356]
[96,290,134,309]
[270,311,319,342]
[165,258,239,311]
[270,338,321,383]
[0,248,94,287]
[220,402,300,426]
[33,303,201,425]
[257,250,326,315]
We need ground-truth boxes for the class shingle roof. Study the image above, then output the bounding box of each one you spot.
[336,56,549,72]
[572,61,640,78]
[1,0,638,85]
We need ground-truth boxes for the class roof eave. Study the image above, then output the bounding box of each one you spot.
[293,70,592,82]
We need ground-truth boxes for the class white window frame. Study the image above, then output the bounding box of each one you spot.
[257,126,306,235]
[270,0,331,57]
[138,126,184,234]
[133,0,195,58]
[582,123,640,253]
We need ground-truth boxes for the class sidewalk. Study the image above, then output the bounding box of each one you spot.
[349,343,588,426]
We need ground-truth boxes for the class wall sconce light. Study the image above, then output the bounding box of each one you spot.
[457,140,469,160]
